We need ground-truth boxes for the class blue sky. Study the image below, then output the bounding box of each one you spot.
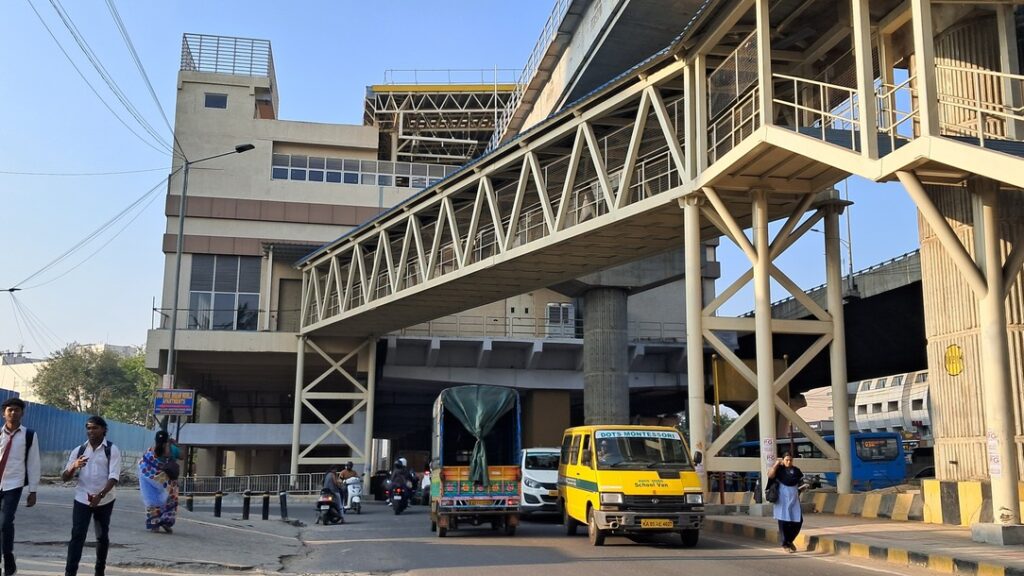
[0,1,921,357]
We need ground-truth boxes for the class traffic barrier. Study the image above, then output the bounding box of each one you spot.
[802,490,924,521]
[185,493,193,512]
[921,479,1024,526]
[262,491,270,520]
[214,492,223,517]
[279,491,288,520]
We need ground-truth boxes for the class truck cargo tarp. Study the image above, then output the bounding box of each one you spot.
[441,385,517,485]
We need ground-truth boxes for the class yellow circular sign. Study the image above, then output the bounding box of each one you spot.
[945,344,964,377]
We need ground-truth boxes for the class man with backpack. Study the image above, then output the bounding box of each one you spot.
[61,415,121,576]
[0,396,40,576]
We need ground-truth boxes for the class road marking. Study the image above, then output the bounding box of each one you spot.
[702,533,921,576]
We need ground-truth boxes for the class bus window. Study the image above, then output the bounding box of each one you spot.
[569,434,582,465]
[856,437,899,461]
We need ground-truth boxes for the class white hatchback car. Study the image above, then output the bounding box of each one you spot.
[520,447,560,516]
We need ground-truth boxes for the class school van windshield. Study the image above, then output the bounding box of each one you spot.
[593,430,692,469]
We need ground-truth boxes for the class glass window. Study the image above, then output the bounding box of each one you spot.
[875,378,887,389]
[214,257,239,292]
[236,293,259,331]
[891,375,904,386]
[377,175,392,186]
[326,171,342,183]
[212,293,236,329]
[238,257,261,292]
[272,154,289,167]
[272,167,289,180]
[343,172,359,184]
[360,174,375,185]
[308,170,324,182]
[189,255,215,290]
[568,434,582,466]
[524,453,560,470]
[187,292,211,329]
[855,437,899,461]
[204,93,228,109]
[290,169,306,181]
[290,155,308,168]
[378,161,394,174]
[887,401,899,412]
[857,405,868,415]
[308,157,325,169]
[912,399,924,410]
[326,158,344,171]
[411,177,427,188]
[560,435,573,465]
[428,164,445,177]
[411,163,428,176]
[395,162,411,175]
[916,373,928,383]
[395,176,410,187]
[360,160,377,172]
[343,159,360,171]
[593,430,691,470]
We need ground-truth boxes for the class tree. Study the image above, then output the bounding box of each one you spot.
[31,345,156,426]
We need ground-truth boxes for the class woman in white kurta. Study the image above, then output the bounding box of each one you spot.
[769,453,804,552]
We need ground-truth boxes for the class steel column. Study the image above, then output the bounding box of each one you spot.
[753,190,777,485]
[824,207,853,493]
[851,0,878,159]
[363,337,377,475]
[684,197,707,489]
[290,336,305,477]
[910,0,939,137]
[977,183,1021,525]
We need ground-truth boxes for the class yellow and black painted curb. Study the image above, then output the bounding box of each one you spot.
[921,479,1024,526]
[704,518,1024,576]
[804,490,925,521]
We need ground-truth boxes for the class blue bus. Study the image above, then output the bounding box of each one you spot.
[730,432,907,491]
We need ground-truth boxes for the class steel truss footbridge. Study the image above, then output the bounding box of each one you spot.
[293,0,1024,526]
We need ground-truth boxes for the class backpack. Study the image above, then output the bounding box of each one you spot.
[75,441,113,473]
[22,428,34,487]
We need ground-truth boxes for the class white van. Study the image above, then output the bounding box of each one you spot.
[520,448,560,515]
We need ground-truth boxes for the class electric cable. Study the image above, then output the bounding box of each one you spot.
[0,167,169,176]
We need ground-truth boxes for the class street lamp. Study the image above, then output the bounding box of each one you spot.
[164,143,256,391]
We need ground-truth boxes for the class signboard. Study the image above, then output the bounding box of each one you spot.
[987,430,1002,477]
[762,438,776,466]
[154,389,195,416]
[944,344,964,377]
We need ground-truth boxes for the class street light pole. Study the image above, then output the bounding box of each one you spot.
[164,143,256,394]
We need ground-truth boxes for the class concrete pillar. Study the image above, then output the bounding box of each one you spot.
[825,207,853,493]
[977,183,1020,526]
[583,287,629,424]
[363,338,377,468]
[290,336,306,477]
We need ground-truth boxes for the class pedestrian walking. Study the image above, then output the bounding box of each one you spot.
[769,452,805,552]
[139,431,179,533]
[0,397,40,576]
[62,415,121,576]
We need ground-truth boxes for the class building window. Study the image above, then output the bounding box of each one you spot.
[188,255,260,331]
[857,405,868,415]
[872,403,882,413]
[205,93,228,109]
[915,372,928,383]
[267,152,461,189]
[891,375,904,387]
[887,401,899,412]
[912,399,924,411]
[875,378,887,389]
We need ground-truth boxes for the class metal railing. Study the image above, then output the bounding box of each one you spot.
[936,64,1024,146]
[181,473,322,495]
[382,68,520,85]
[708,86,760,164]
[773,73,861,150]
[876,75,919,152]
[708,31,759,119]
[489,0,573,150]
[181,33,273,78]
[391,315,686,342]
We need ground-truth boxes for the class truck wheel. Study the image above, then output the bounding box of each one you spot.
[680,529,699,547]
[587,508,605,546]
[563,504,579,536]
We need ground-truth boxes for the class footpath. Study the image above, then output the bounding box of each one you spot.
[703,511,1024,576]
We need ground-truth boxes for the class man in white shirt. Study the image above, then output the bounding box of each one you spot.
[0,396,40,576]
[61,416,121,576]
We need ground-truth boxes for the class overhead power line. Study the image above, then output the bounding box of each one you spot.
[23,0,175,158]
[0,167,169,176]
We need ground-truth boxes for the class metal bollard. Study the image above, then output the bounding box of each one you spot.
[242,490,251,520]
[214,492,223,517]
[278,491,288,520]
[262,491,270,520]
[185,493,194,512]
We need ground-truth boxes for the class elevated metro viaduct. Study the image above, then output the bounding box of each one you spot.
[292,0,1024,535]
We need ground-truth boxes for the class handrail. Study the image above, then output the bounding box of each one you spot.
[382,68,520,86]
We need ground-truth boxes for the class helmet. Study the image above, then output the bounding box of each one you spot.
[397,457,407,468]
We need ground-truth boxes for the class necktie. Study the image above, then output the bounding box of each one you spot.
[0,429,19,485]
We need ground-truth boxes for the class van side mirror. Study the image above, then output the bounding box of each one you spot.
[581,449,593,466]
[693,451,703,465]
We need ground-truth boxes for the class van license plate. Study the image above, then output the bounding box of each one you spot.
[640,519,673,528]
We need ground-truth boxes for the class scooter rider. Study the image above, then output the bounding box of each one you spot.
[322,465,344,522]
[390,458,415,501]
[338,461,358,507]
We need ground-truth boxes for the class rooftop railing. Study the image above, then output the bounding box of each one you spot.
[181,33,274,79]
[381,68,520,86]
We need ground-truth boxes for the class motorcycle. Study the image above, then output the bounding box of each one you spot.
[344,476,363,514]
[316,488,344,525]
[391,485,409,515]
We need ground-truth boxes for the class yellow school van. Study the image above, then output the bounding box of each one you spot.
[558,425,704,547]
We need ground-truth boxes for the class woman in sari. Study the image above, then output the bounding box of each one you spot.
[139,430,180,533]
